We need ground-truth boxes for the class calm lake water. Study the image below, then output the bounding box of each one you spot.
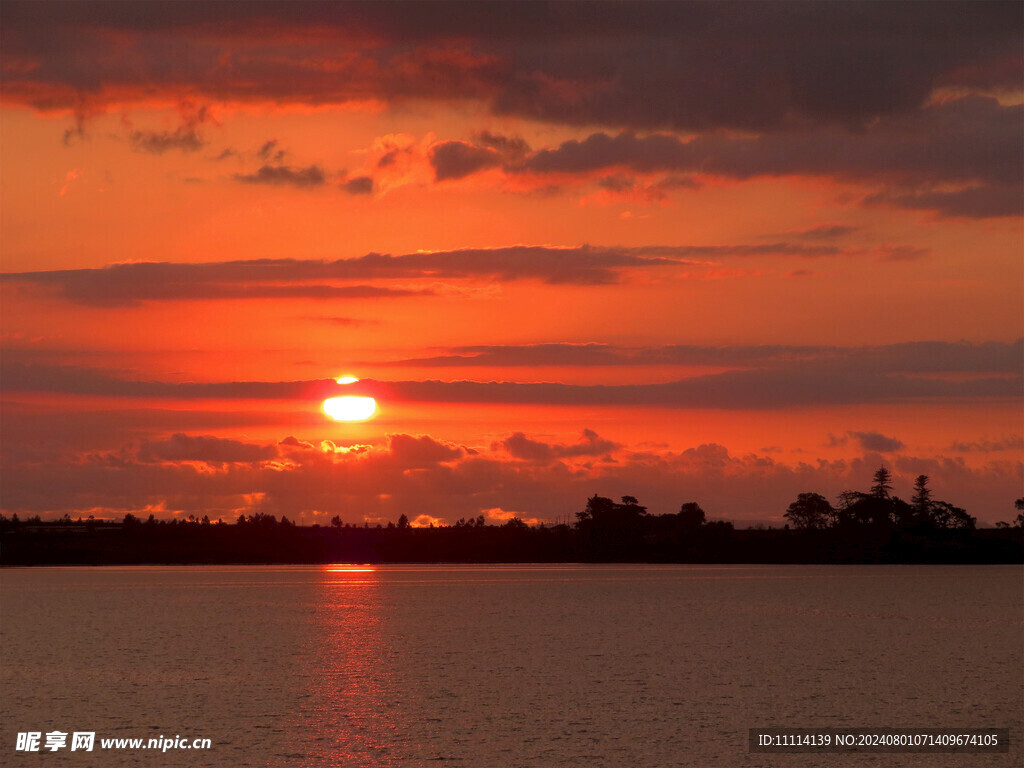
[1,565,1021,767]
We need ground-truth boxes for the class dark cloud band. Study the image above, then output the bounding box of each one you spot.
[0,244,841,305]
[4,352,1019,410]
[3,2,1019,133]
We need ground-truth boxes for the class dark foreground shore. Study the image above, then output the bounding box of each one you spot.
[2,516,1021,566]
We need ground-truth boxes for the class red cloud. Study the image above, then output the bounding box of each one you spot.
[1,429,1018,527]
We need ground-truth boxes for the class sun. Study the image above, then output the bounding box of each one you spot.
[323,396,376,421]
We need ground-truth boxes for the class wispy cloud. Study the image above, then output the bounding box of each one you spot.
[495,429,621,462]
[126,103,212,155]
[234,164,326,188]
[341,176,374,194]
[1,243,850,305]
[847,431,904,453]
[4,356,1019,410]
[949,436,1024,453]
[375,340,1024,374]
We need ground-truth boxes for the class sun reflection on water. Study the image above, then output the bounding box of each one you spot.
[323,566,377,574]
[279,564,405,766]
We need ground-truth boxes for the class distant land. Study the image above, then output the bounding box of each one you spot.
[4,483,1022,566]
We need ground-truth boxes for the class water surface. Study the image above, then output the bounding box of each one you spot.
[2,565,1021,766]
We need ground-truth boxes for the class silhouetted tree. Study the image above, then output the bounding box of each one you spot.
[871,466,893,499]
[911,475,932,519]
[784,492,834,530]
[397,513,410,529]
[677,502,706,532]
[837,490,866,509]
[1000,499,1024,528]
[576,494,616,527]
[704,520,734,534]
[576,494,648,558]
[247,513,278,528]
[847,495,894,529]
[889,496,916,529]
[996,502,1024,528]
[619,496,647,517]
[834,489,867,526]
[930,500,975,530]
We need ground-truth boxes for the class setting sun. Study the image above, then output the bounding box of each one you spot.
[323,396,377,422]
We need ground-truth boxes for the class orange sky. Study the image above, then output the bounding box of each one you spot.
[1,2,1021,525]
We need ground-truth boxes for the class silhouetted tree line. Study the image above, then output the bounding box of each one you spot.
[1,470,1021,565]
[767,467,1024,563]
[573,494,738,561]
[783,469,976,532]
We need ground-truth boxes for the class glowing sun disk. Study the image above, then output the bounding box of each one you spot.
[323,396,376,421]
